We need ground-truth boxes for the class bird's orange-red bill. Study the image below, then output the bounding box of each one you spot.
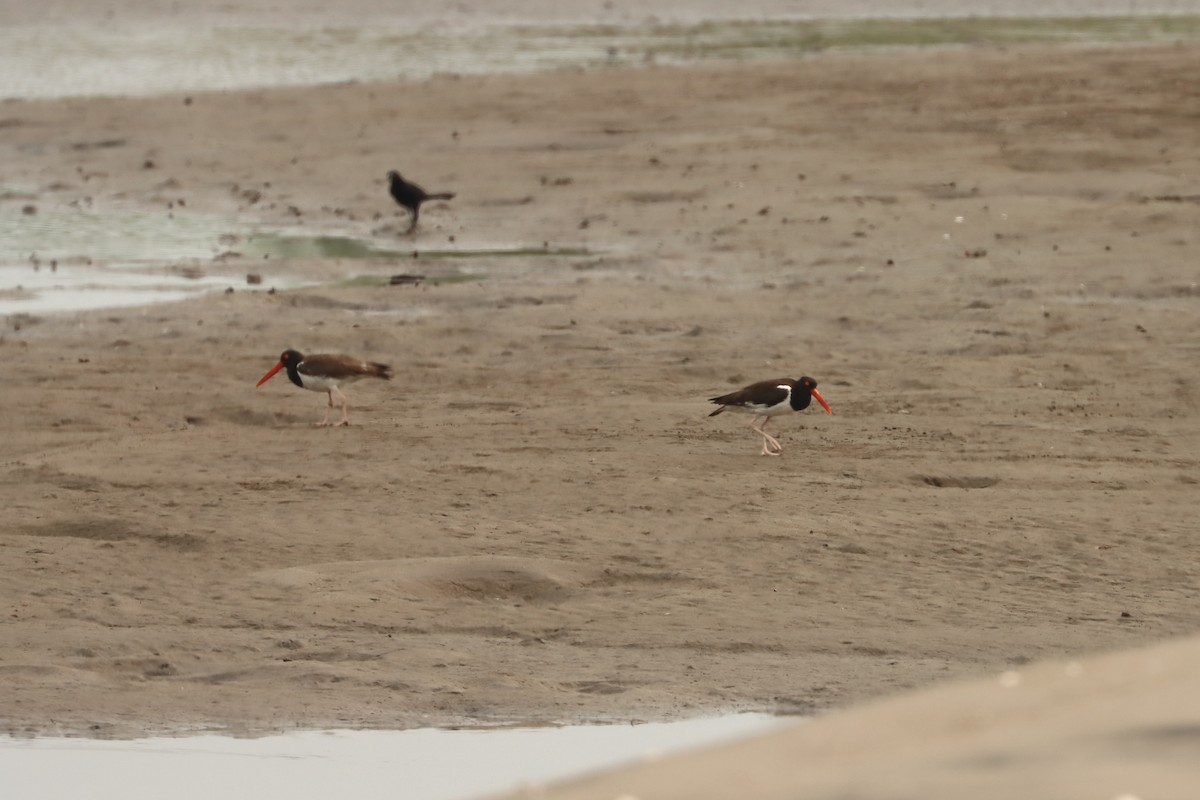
[256,361,284,387]
[812,388,832,415]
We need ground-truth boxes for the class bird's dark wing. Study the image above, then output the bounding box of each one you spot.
[709,379,792,410]
[299,354,389,381]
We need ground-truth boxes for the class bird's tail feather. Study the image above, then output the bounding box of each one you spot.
[707,405,725,417]
[368,362,392,380]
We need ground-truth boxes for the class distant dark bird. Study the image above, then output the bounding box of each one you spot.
[256,349,391,427]
[708,376,832,456]
[386,170,455,233]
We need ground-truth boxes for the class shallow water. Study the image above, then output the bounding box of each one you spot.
[1,204,230,264]
[0,714,793,800]
[0,264,235,315]
[0,202,267,315]
[3,14,1200,100]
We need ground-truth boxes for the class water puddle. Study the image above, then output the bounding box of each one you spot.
[0,714,793,800]
[244,232,588,262]
[0,204,594,315]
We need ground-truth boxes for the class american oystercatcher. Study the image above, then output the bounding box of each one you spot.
[256,350,391,427]
[708,376,832,456]
[386,170,455,233]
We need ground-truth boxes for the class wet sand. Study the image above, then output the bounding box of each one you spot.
[501,635,1200,799]
[2,23,1200,794]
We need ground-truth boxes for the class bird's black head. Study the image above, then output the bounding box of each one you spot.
[278,349,306,388]
[257,349,305,389]
[792,376,832,415]
[386,170,401,182]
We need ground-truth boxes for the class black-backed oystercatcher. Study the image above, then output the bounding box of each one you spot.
[256,349,391,427]
[708,376,832,456]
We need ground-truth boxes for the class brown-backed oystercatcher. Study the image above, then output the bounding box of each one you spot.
[708,376,832,456]
[256,349,391,427]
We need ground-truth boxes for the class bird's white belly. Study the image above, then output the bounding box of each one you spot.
[298,373,340,393]
[728,386,793,416]
[744,402,791,417]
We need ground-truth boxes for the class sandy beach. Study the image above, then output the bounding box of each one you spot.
[2,4,1200,793]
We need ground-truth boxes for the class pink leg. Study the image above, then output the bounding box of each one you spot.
[752,417,783,455]
[316,390,334,427]
[759,418,783,452]
[335,388,350,427]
